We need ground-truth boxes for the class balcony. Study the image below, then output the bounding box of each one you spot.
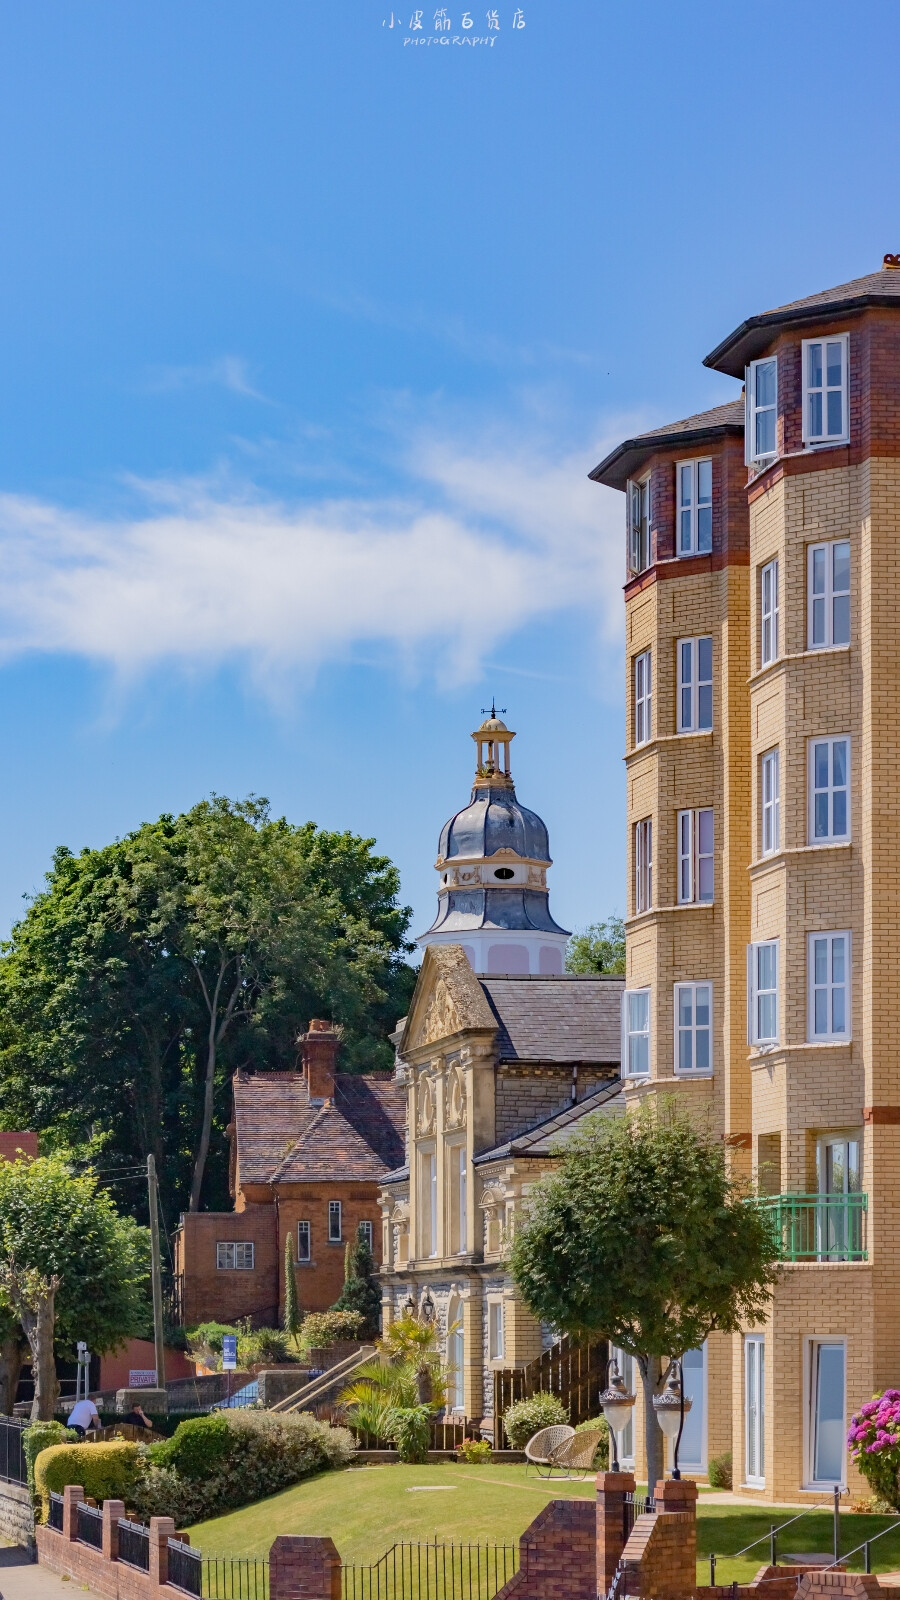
[756,1192,868,1262]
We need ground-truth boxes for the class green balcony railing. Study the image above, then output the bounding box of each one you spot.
[756,1192,868,1262]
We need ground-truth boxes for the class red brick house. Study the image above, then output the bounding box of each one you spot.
[173,1021,407,1329]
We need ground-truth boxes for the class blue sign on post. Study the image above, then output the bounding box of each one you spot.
[222,1335,237,1371]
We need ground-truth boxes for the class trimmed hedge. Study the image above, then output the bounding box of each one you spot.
[34,1441,141,1521]
[23,1422,77,1491]
[502,1393,568,1449]
[149,1415,231,1478]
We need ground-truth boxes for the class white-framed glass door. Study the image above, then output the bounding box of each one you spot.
[807,1339,846,1486]
[816,1135,861,1260]
[744,1336,765,1487]
[677,1345,707,1473]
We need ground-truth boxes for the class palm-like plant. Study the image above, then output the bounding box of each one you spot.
[339,1314,452,1451]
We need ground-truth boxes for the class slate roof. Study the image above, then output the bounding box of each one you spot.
[590,398,745,491]
[705,264,900,377]
[233,1071,407,1188]
[479,973,624,1064]
[474,1078,625,1165]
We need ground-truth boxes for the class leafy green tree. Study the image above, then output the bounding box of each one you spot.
[0,1155,150,1419]
[333,1225,381,1338]
[0,797,415,1218]
[283,1234,301,1347]
[565,916,626,974]
[508,1099,779,1489]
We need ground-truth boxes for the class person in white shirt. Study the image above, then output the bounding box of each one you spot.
[67,1398,100,1437]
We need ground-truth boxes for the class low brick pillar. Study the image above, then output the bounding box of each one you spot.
[493,1499,597,1600]
[101,1498,124,1562]
[269,1535,342,1600]
[798,1576,885,1600]
[596,1470,636,1593]
[622,1477,698,1600]
[149,1515,175,1588]
[62,1484,83,1541]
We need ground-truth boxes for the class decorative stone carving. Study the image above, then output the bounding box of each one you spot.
[417,1074,436,1135]
[446,1064,466,1129]
[421,978,462,1046]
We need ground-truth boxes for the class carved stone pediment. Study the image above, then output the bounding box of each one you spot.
[401,945,496,1057]
[445,1063,466,1129]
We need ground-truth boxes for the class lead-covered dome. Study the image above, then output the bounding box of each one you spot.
[439,785,550,864]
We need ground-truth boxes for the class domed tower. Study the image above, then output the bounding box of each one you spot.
[417,711,570,975]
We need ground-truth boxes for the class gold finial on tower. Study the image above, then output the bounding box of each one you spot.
[472,701,515,788]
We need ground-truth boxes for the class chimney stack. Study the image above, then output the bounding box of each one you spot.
[301,1019,339,1103]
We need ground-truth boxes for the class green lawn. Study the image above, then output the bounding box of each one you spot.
[188,1466,900,1579]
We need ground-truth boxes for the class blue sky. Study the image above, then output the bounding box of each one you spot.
[0,0,897,948]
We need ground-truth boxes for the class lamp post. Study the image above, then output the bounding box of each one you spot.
[598,1358,636,1473]
[421,1288,436,1323]
[403,1293,416,1317]
[652,1360,692,1480]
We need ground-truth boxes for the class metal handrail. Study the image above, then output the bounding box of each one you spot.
[822,1515,900,1574]
[269,1344,377,1414]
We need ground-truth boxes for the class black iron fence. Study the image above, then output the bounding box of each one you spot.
[342,1539,521,1600]
[168,1538,202,1596]
[202,1553,270,1598]
[623,1491,655,1541]
[118,1517,150,1571]
[0,1415,27,1485]
[76,1501,103,1550]
[48,1492,64,1532]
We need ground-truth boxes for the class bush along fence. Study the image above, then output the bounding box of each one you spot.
[36,1475,899,1600]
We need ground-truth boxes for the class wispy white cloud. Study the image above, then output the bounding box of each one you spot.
[0,415,631,688]
[143,356,269,402]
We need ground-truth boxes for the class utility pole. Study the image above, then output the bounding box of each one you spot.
[147,1155,166,1395]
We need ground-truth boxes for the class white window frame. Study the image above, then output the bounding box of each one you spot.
[761,748,780,857]
[358,1220,374,1250]
[623,988,650,1077]
[744,1335,765,1488]
[677,808,714,904]
[802,333,849,447]
[216,1241,254,1270]
[488,1299,505,1363]
[677,636,713,733]
[627,475,651,575]
[809,736,850,843]
[761,559,779,666]
[634,818,652,913]
[808,540,850,650]
[677,1344,708,1474]
[805,1337,847,1489]
[634,650,652,746]
[674,982,713,1077]
[747,357,778,464]
[748,939,779,1047]
[297,1221,311,1262]
[807,931,851,1042]
[676,458,713,555]
[328,1200,342,1243]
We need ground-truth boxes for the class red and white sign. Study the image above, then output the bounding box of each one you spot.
[128,1369,158,1388]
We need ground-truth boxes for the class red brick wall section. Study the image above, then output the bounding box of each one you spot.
[0,1131,38,1161]
[269,1535,342,1600]
[596,1470,636,1592]
[797,1575,886,1600]
[492,1498,597,1600]
[622,1479,698,1600]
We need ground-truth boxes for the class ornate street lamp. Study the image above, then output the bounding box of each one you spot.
[598,1358,636,1473]
[403,1293,416,1317]
[652,1360,692,1480]
[421,1288,436,1323]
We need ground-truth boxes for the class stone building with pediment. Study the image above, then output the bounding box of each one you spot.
[378,944,623,1431]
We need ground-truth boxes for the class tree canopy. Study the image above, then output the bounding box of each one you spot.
[565,916,626,974]
[508,1098,778,1486]
[0,1154,150,1418]
[0,797,416,1219]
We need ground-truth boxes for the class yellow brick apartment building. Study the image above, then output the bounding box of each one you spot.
[591,258,900,1502]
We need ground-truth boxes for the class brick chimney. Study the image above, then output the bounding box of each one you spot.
[301,1020,340,1104]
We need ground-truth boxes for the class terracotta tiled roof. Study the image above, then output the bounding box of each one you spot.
[705,264,900,376]
[233,1072,406,1188]
[590,399,744,491]
[478,973,624,1065]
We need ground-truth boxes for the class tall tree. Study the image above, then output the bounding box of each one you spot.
[334,1223,381,1338]
[0,798,415,1219]
[283,1232,301,1347]
[565,916,626,974]
[508,1099,778,1488]
[0,1155,150,1418]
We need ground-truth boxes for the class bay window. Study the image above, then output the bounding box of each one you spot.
[808,932,850,1041]
[809,737,850,842]
[748,940,779,1046]
[747,357,778,463]
[634,650,652,746]
[677,458,713,555]
[761,559,779,666]
[677,637,713,732]
[628,476,651,574]
[761,748,780,857]
[675,982,712,1075]
[623,989,650,1077]
[808,541,850,648]
[677,808,714,903]
[634,818,652,913]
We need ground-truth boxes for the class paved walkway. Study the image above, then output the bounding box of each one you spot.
[0,1545,95,1599]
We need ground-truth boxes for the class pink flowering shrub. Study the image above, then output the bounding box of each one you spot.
[848,1391,900,1509]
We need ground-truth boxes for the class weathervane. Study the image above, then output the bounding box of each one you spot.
[481,699,507,718]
